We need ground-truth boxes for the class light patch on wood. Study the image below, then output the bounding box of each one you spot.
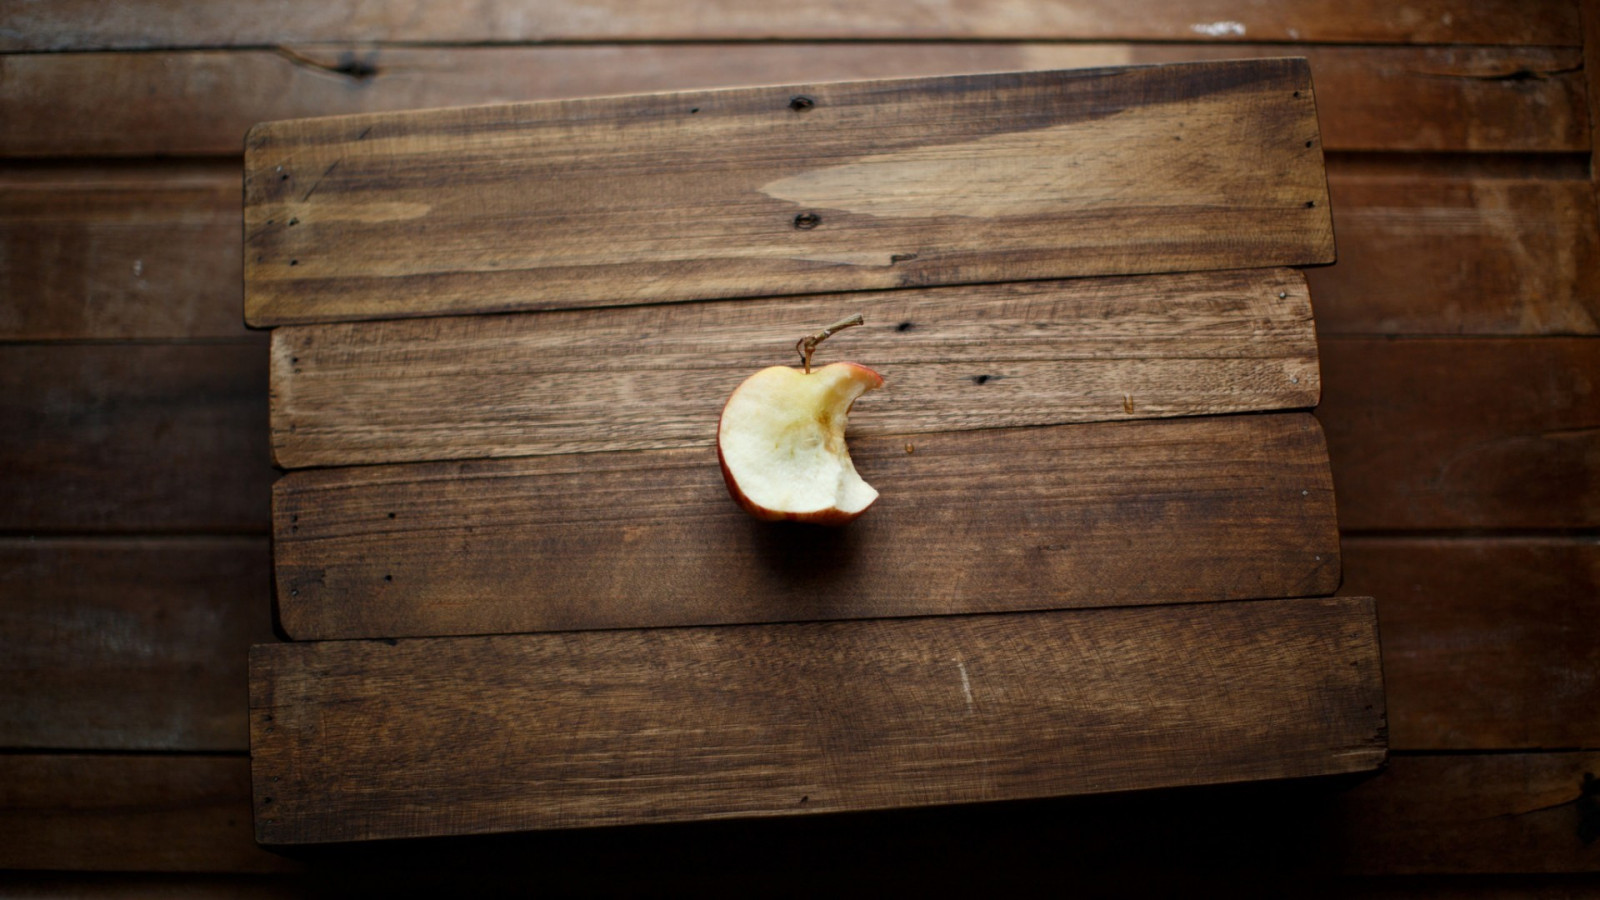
[954,658,974,712]
[760,106,1266,220]
[791,251,910,267]
[248,201,432,226]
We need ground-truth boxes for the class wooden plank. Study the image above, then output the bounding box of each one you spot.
[272,413,1341,640]
[1316,338,1600,530]
[0,538,273,751]
[0,163,249,340]
[1329,753,1600,875]
[15,162,1591,347]
[242,61,1334,326]
[0,343,273,533]
[0,754,300,873]
[271,268,1319,469]
[1312,170,1600,336]
[1340,537,1600,751]
[250,595,1385,844]
[2,44,1585,158]
[2,0,1577,50]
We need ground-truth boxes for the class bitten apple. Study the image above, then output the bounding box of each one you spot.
[717,362,884,524]
[717,358,883,525]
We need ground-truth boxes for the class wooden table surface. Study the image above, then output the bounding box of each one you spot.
[3,0,1598,894]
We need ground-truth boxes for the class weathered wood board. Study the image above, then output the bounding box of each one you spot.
[0,162,252,339]
[13,161,1592,341]
[269,267,1319,469]
[272,412,1340,640]
[0,343,273,532]
[243,61,1333,326]
[1309,171,1600,336]
[1317,338,1600,530]
[250,596,1386,844]
[0,755,300,873]
[5,44,1585,158]
[1340,536,1600,751]
[0,537,273,751]
[8,0,1576,50]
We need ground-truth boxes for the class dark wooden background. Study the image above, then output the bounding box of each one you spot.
[2,1,1597,894]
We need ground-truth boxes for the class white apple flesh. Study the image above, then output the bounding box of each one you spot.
[717,362,884,525]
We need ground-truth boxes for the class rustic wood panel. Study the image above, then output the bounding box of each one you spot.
[0,755,299,873]
[0,343,273,533]
[251,595,1384,844]
[271,268,1318,469]
[1340,537,1600,751]
[1316,339,1600,530]
[16,161,1592,342]
[0,538,272,751]
[243,61,1333,326]
[2,44,1585,158]
[1312,172,1600,336]
[0,164,248,340]
[1329,753,1600,875]
[2,0,1576,50]
[273,413,1340,640]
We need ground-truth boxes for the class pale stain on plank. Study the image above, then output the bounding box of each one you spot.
[761,106,1276,218]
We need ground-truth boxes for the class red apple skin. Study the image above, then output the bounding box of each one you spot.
[716,362,884,525]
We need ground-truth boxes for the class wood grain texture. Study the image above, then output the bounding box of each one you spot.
[0,538,272,751]
[2,44,1585,158]
[0,343,273,533]
[273,412,1340,640]
[250,595,1385,844]
[1330,753,1600,875]
[0,755,299,873]
[1312,171,1600,336]
[1316,339,1600,530]
[1340,537,1600,751]
[14,161,1591,345]
[0,163,248,340]
[270,268,1319,469]
[2,0,1576,50]
[242,61,1333,326]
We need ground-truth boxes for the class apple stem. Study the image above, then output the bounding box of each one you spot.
[796,314,865,373]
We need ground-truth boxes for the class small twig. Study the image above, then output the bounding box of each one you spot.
[796,314,864,373]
